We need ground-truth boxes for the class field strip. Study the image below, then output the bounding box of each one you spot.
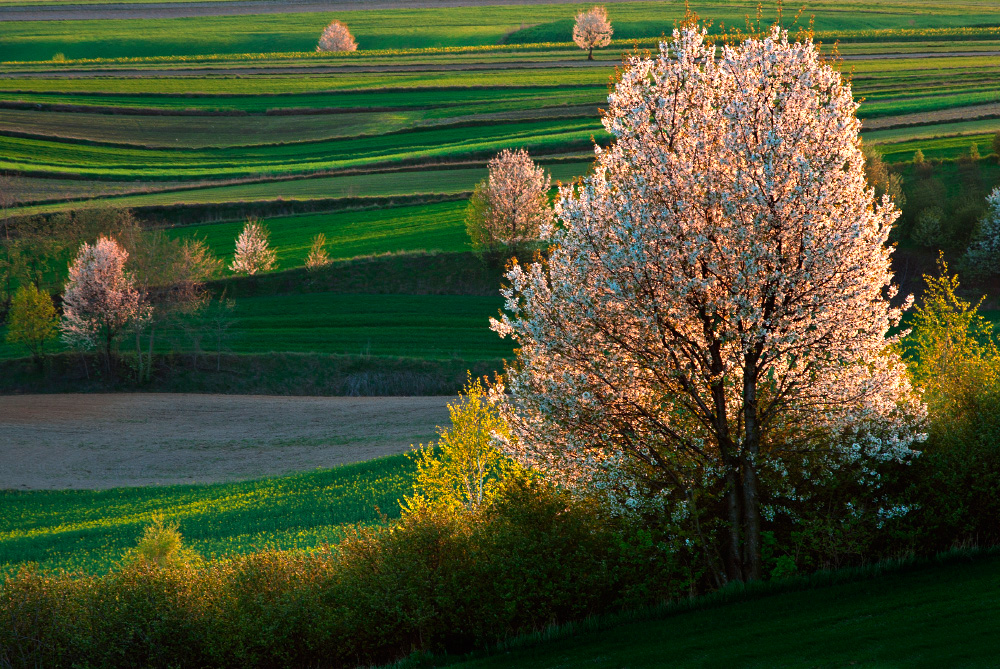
[8,51,1000,78]
[0,0,650,21]
[0,393,451,490]
[863,102,1000,130]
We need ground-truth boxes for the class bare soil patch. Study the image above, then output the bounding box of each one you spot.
[0,393,450,490]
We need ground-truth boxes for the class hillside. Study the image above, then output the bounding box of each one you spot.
[451,552,1000,668]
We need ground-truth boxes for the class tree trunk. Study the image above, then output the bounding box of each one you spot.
[146,325,155,382]
[741,456,763,580]
[135,328,143,381]
[588,47,594,60]
[740,357,764,580]
[724,468,744,582]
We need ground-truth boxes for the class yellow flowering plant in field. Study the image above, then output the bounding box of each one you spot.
[404,374,525,513]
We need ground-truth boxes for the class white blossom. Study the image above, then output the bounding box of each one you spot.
[491,26,925,581]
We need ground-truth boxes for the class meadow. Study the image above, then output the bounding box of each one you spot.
[0,454,415,577]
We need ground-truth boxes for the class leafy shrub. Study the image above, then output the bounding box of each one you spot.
[125,515,203,569]
[912,207,946,248]
[899,260,1000,549]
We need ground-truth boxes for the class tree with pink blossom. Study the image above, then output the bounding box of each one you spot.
[491,26,925,583]
[572,6,613,60]
[229,218,276,276]
[61,236,148,374]
[316,20,358,53]
[466,148,551,259]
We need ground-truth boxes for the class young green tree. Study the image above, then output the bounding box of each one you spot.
[5,283,58,369]
[405,375,522,513]
[906,255,1000,420]
[903,258,1000,547]
[125,515,202,569]
[862,143,906,208]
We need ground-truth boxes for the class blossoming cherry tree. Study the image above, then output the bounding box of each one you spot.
[491,26,925,582]
[61,236,147,372]
[317,20,358,53]
[573,6,613,60]
[466,148,551,258]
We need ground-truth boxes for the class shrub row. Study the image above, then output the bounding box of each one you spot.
[0,351,504,396]
[0,483,694,669]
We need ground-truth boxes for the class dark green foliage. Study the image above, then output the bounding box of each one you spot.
[903,389,1000,549]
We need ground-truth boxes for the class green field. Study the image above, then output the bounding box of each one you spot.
[2,1,998,61]
[0,291,510,360]
[176,200,472,264]
[1,1,999,370]
[223,292,509,359]
[454,553,1000,668]
[0,454,415,577]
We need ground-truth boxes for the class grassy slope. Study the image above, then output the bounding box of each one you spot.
[1,1,994,60]
[0,454,416,577]
[176,200,472,264]
[223,293,509,359]
[0,291,510,360]
[453,553,1000,668]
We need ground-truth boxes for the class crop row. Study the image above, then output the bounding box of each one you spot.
[0,118,604,179]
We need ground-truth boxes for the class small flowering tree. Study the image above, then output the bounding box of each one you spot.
[466,148,551,258]
[491,26,924,583]
[316,20,358,53]
[304,233,331,269]
[229,219,276,276]
[61,236,147,373]
[961,187,1000,278]
[573,6,613,60]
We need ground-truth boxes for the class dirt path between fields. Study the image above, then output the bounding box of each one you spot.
[0,393,451,490]
[0,0,644,21]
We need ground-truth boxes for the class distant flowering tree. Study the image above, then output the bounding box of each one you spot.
[317,20,358,53]
[466,148,551,258]
[6,283,58,369]
[962,187,1000,278]
[229,219,276,276]
[491,26,925,583]
[61,236,147,372]
[304,233,331,269]
[573,6,613,60]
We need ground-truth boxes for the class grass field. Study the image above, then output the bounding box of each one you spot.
[2,1,998,60]
[453,552,1000,668]
[0,454,415,577]
[174,200,472,264]
[222,292,509,359]
[0,291,510,360]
